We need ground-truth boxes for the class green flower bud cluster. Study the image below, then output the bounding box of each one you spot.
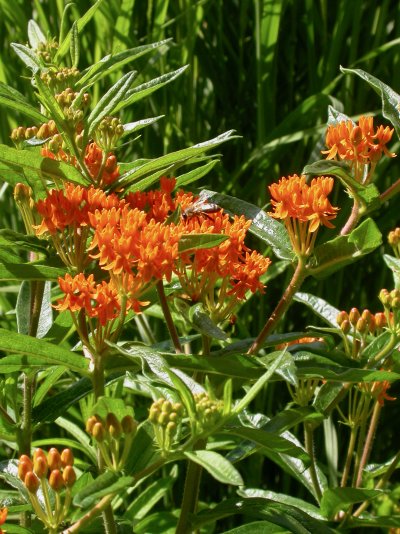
[41,66,80,91]
[193,392,224,432]
[148,398,184,454]
[379,289,400,333]
[55,87,90,124]
[94,116,125,151]
[388,227,400,258]
[86,412,138,470]
[36,39,59,63]
[18,448,76,531]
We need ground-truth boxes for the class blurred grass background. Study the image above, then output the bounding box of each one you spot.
[1,0,400,329]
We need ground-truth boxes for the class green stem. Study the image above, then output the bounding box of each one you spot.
[156,280,183,354]
[340,426,358,487]
[304,422,322,502]
[61,495,114,534]
[248,259,307,354]
[379,176,400,205]
[175,438,207,534]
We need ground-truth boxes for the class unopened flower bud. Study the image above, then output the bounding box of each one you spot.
[158,412,169,426]
[33,456,48,479]
[106,413,122,438]
[341,320,351,334]
[368,315,376,334]
[161,401,172,414]
[49,469,65,492]
[379,289,390,307]
[18,458,32,481]
[375,312,387,329]
[37,123,50,139]
[47,448,62,471]
[336,311,348,326]
[356,317,367,333]
[121,415,137,435]
[361,309,372,325]
[25,471,40,493]
[166,421,176,435]
[60,448,74,467]
[149,407,160,423]
[92,422,106,442]
[62,465,76,488]
[349,307,360,325]
[86,415,101,434]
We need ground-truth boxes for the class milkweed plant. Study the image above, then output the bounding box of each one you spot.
[1,8,400,534]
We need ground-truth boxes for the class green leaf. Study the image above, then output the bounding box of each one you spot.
[11,43,42,73]
[0,229,48,256]
[294,293,340,327]
[0,414,16,442]
[327,105,352,125]
[0,143,89,189]
[189,303,228,341]
[33,366,67,407]
[184,450,243,485]
[27,19,46,49]
[175,160,219,188]
[0,262,66,281]
[73,471,134,508]
[16,280,52,338]
[200,190,294,260]
[227,426,310,465]
[308,218,382,278]
[125,475,176,521]
[0,329,89,375]
[262,406,324,434]
[87,71,137,136]
[113,66,189,114]
[295,363,400,383]
[77,40,172,89]
[113,131,237,192]
[222,522,289,533]
[320,487,382,519]
[122,116,164,137]
[303,159,380,211]
[0,82,47,122]
[178,233,228,253]
[194,496,335,533]
[165,368,197,419]
[70,21,80,67]
[383,253,400,288]
[55,0,106,61]
[341,66,400,138]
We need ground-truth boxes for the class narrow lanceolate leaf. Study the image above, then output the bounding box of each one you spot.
[10,43,42,73]
[189,303,228,341]
[175,160,219,188]
[294,293,341,327]
[113,66,189,113]
[0,230,48,256]
[0,143,88,188]
[0,82,47,122]
[184,450,243,486]
[87,71,137,135]
[0,329,89,375]
[77,40,172,88]
[307,218,382,278]
[327,105,353,126]
[122,116,165,137]
[73,471,134,508]
[303,159,380,212]
[55,0,106,61]
[113,131,238,192]
[341,67,400,138]
[178,234,228,253]
[200,190,294,261]
[0,263,66,281]
[320,487,382,519]
[70,21,80,67]
[27,19,46,49]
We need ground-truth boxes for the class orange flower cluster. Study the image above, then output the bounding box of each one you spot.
[176,211,271,321]
[35,184,121,269]
[322,116,395,183]
[268,175,339,256]
[125,177,181,222]
[42,141,120,187]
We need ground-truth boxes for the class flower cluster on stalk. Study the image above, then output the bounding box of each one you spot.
[268,174,339,256]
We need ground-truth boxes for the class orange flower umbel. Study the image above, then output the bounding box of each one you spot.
[322,116,396,183]
[35,183,122,269]
[269,175,339,256]
[176,211,271,323]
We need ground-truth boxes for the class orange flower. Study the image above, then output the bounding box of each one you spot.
[322,116,396,183]
[371,379,397,407]
[84,142,120,187]
[268,175,338,255]
[0,507,6,534]
[125,177,178,222]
